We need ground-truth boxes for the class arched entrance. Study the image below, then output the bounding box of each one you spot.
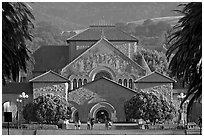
[89,102,117,122]
[71,107,78,122]
[96,109,109,123]
[2,101,17,122]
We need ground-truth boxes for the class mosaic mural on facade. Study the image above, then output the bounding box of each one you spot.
[61,43,143,79]
[69,87,106,105]
[33,83,67,99]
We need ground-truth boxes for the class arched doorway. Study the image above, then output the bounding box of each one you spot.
[2,101,17,122]
[74,111,79,122]
[94,71,112,80]
[96,109,109,123]
[89,102,117,122]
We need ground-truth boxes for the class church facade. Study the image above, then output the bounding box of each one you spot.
[2,20,178,123]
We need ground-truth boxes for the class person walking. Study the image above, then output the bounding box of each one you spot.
[78,120,81,130]
[87,118,91,130]
[105,117,109,129]
[90,118,94,130]
[108,119,112,129]
[74,112,80,130]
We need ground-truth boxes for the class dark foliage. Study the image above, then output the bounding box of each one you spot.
[124,91,176,124]
[23,94,72,124]
[166,2,202,115]
[2,2,34,84]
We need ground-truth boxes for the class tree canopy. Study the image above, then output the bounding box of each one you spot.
[23,94,72,124]
[2,2,34,84]
[133,48,170,76]
[166,2,202,114]
[124,90,176,124]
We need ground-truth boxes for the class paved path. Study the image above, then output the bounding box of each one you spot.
[2,123,187,135]
[36,129,186,135]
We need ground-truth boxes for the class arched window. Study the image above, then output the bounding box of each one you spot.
[83,79,88,85]
[78,79,83,87]
[94,71,112,80]
[129,79,133,89]
[73,79,77,90]
[118,79,122,85]
[123,79,127,87]
[67,81,71,91]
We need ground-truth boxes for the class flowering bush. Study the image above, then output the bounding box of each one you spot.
[23,94,71,124]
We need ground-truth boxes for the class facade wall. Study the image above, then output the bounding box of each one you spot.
[68,79,137,122]
[62,40,145,92]
[32,82,67,99]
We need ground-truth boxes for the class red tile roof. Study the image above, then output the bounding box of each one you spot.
[29,70,69,83]
[67,27,138,41]
[33,45,70,72]
[134,71,176,83]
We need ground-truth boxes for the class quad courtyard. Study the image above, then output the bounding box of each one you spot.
[2,19,202,135]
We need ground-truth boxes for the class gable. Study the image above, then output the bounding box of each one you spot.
[69,77,137,105]
[135,71,175,83]
[62,38,146,78]
[29,70,69,83]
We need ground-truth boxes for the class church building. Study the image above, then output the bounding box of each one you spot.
[2,19,178,123]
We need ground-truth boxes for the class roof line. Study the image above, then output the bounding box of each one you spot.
[117,28,139,42]
[69,77,137,94]
[62,37,146,73]
[61,38,104,72]
[66,28,89,41]
[29,70,69,82]
[29,70,52,82]
[154,71,176,82]
[137,51,152,74]
[134,71,176,83]
[134,71,155,83]
[102,37,146,71]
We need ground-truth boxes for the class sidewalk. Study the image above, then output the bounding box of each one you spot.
[2,129,186,135]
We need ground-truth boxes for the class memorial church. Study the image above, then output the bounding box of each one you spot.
[3,19,180,123]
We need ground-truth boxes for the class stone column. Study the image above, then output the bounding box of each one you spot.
[128,43,131,58]
[70,81,73,90]
[134,42,138,53]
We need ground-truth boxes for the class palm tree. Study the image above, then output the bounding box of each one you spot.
[2,2,34,84]
[166,2,202,115]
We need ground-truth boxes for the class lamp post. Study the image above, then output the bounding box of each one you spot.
[183,100,189,126]
[16,98,22,129]
[177,93,186,125]
[19,92,29,124]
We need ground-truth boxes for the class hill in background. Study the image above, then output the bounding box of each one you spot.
[29,2,183,31]
[27,2,184,52]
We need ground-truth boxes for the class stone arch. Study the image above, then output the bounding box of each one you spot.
[71,107,77,122]
[94,71,113,80]
[118,79,122,85]
[123,79,127,87]
[83,78,88,85]
[2,101,18,122]
[89,66,116,81]
[129,79,133,89]
[78,79,83,87]
[89,102,117,122]
[73,79,77,90]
